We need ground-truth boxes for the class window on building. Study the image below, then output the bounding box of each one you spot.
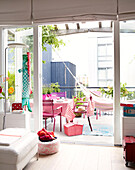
[97,36,113,86]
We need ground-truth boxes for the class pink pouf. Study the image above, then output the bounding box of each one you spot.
[38,138,60,155]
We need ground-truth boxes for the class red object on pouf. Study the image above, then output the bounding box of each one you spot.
[64,123,83,136]
[0,86,2,93]
[37,128,56,142]
[123,136,135,167]
[12,103,23,111]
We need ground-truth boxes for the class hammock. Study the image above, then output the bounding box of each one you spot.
[92,95,113,112]
[54,47,135,113]
[53,48,113,112]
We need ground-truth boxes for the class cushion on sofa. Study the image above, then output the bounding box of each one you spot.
[0,128,38,165]
[0,128,30,146]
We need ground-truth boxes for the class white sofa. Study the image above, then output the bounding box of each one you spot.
[0,128,38,170]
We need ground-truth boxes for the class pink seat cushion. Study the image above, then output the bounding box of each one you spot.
[43,112,60,117]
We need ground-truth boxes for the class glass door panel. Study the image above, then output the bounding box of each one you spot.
[5,27,34,131]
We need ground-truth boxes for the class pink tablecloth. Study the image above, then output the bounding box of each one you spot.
[87,100,95,117]
[43,99,75,121]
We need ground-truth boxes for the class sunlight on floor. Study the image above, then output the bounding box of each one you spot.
[45,114,114,146]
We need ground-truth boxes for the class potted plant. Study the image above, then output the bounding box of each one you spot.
[73,91,86,117]
[51,82,60,93]
[98,83,132,99]
[42,85,53,100]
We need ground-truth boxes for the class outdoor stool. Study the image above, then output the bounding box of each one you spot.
[38,138,60,155]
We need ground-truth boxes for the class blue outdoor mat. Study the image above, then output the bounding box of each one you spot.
[83,124,113,136]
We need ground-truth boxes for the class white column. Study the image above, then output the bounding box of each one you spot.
[113,20,121,145]
[0,27,4,81]
[0,28,8,113]
[0,27,4,112]
[33,25,43,132]
[15,32,22,102]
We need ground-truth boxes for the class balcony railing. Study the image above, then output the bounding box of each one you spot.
[59,86,135,100]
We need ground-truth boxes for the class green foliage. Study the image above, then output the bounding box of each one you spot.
[51,82,60,92]
[120,83,131,97]
[42,82,61,94]
[0,72,15,100]
[16,28,31,32]
[42,25,65,51]
[42,60,46,64]
[0,92,5,99]
[42,85,53,94]
[16,26,65,52]
[99,86,113,98]
[98,83,133,98]
[8,71,15,102]
[127,91,135,100]
[8,71,15,95]
[77,91,85,98]
[73,91,86,103]
[72,93,86,117]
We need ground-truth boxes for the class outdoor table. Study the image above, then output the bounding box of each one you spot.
[31,98,94,122]
[43,99,75,121]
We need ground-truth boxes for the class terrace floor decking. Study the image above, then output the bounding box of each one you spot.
[46,114,114,146]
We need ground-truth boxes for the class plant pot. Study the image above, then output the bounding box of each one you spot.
[42,94,52,100]
[74,112,82,117]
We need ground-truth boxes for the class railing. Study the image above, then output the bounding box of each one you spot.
[59,86,135,100]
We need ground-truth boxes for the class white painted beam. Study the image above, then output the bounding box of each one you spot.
[33,25,43,132]
[0,27,4,112]
[0,27,4,79]
[113,20,121,145]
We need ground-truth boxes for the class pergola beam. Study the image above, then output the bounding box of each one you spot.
[65,24,69,30]
[77,23,80,30]
[99,22,102,28]
[51,27,112,36]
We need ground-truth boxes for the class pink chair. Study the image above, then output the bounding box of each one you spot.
[51,92,67,98]
[73,99,93,131]
[43,100,62,132]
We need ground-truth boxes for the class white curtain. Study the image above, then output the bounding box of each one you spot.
[118,0,135,21]
[32,0,117,24]
[0,0,31,25]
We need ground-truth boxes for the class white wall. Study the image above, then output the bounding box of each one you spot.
[87,33,98,87]
[120,33,135,87]
[52,33,89,77]
[52,31,135,88]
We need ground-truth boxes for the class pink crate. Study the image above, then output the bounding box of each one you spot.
[64,123,83,136]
